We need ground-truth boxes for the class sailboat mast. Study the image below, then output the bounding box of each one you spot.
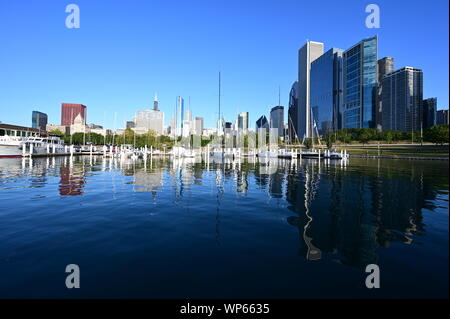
[218,71,221,127]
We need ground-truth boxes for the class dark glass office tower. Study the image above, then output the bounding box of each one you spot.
[270,106,284,137]
[382,67,423,132]
[288,81,299,142]
[32,111,48,130]
[436,109,449,125]
[256,115,269,133]
[310,48,344,136]
[423,98,437,129]
[342,36,378,129]
[376,57,394,130]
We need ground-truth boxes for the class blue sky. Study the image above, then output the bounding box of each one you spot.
[0,0,448,129]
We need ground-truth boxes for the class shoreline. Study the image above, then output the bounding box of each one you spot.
[349,154,449,161]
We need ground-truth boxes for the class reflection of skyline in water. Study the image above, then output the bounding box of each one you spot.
[0,156,447,271]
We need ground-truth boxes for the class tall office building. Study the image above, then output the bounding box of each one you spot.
[175,96,184,137]
[342,36,378,129]
[194,117,204,136]
[436,109,449,125]
[185,109,192,122]
[61,103,87,126]
[134,109,164,135]
[382,67,423,132]
[237,112,249,133]
[270,106,284,137]
[423,98,437,129]
[32,111,48,130]
[153,93,159,111]
[288,81,299,141]
[310,48,344,136]
[169,118,176,137]
[256,115,269,133]
[298,41,324,139]
[126,121,135,129]
[376,57,394,130]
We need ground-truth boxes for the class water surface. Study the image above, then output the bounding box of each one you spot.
[0,156,448,298]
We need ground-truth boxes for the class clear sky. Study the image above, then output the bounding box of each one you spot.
[0,0,448,129]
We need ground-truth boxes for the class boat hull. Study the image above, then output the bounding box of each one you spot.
[0,145,22,157]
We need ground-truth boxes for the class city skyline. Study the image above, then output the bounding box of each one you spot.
[0,0,448,130]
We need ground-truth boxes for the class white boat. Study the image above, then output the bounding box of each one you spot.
[170,146,186,158]
[257,150,278,159]
[0,135,65,157]
[183,149,196,158]
[301,149,319,158]
[324,149,349,160]
[277,149,293,159]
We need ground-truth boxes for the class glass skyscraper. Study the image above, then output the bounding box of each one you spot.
[270,106,284,137]
[288,81,299,141]
[423,98,437,129]
[310,48,343,136]
[256,115,269,133]
[175,96,184,137]
[342,36,378,129]
[382,67,423,132]
[376,57,394,130]
[32,111,48,130]
[237,112,249,133]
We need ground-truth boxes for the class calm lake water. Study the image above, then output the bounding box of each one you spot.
[0,156,448,298]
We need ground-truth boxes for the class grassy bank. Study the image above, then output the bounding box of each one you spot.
[331,144,449,158]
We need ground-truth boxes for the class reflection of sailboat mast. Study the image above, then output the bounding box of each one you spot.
[215,167,223,245]
[303,162,321,260]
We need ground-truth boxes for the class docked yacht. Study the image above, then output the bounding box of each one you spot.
[0,134,65,157]
[300,149,320,158]
[323,149,349,160]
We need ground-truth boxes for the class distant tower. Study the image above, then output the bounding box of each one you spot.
[153,93,159,111]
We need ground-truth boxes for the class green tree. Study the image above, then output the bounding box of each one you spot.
[424,125,449,145]
[303,138,313,149]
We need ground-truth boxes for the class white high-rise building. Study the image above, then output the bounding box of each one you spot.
[194,117,204,136]
[298,41,324,139]
[134,109,164,135]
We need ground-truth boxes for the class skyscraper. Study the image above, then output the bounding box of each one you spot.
[376,57,394,130]
[423,98,437,129]
[32,111,48,130]
[298,41,324,139]
[288,81,299,142]
[382,67,423,132]
[436,110,449,125]
[256,115,269,133]
[237,112,249,133]
[194,117,204,136]
[153,93,159,111]
[342,36,378,128]
[175,96,184,137]
[310,48,344,136]
[61,103,87,126]
[270,106,284,137]
[134,109,164,135]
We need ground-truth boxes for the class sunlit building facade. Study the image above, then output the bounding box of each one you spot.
[342,36,378,129]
